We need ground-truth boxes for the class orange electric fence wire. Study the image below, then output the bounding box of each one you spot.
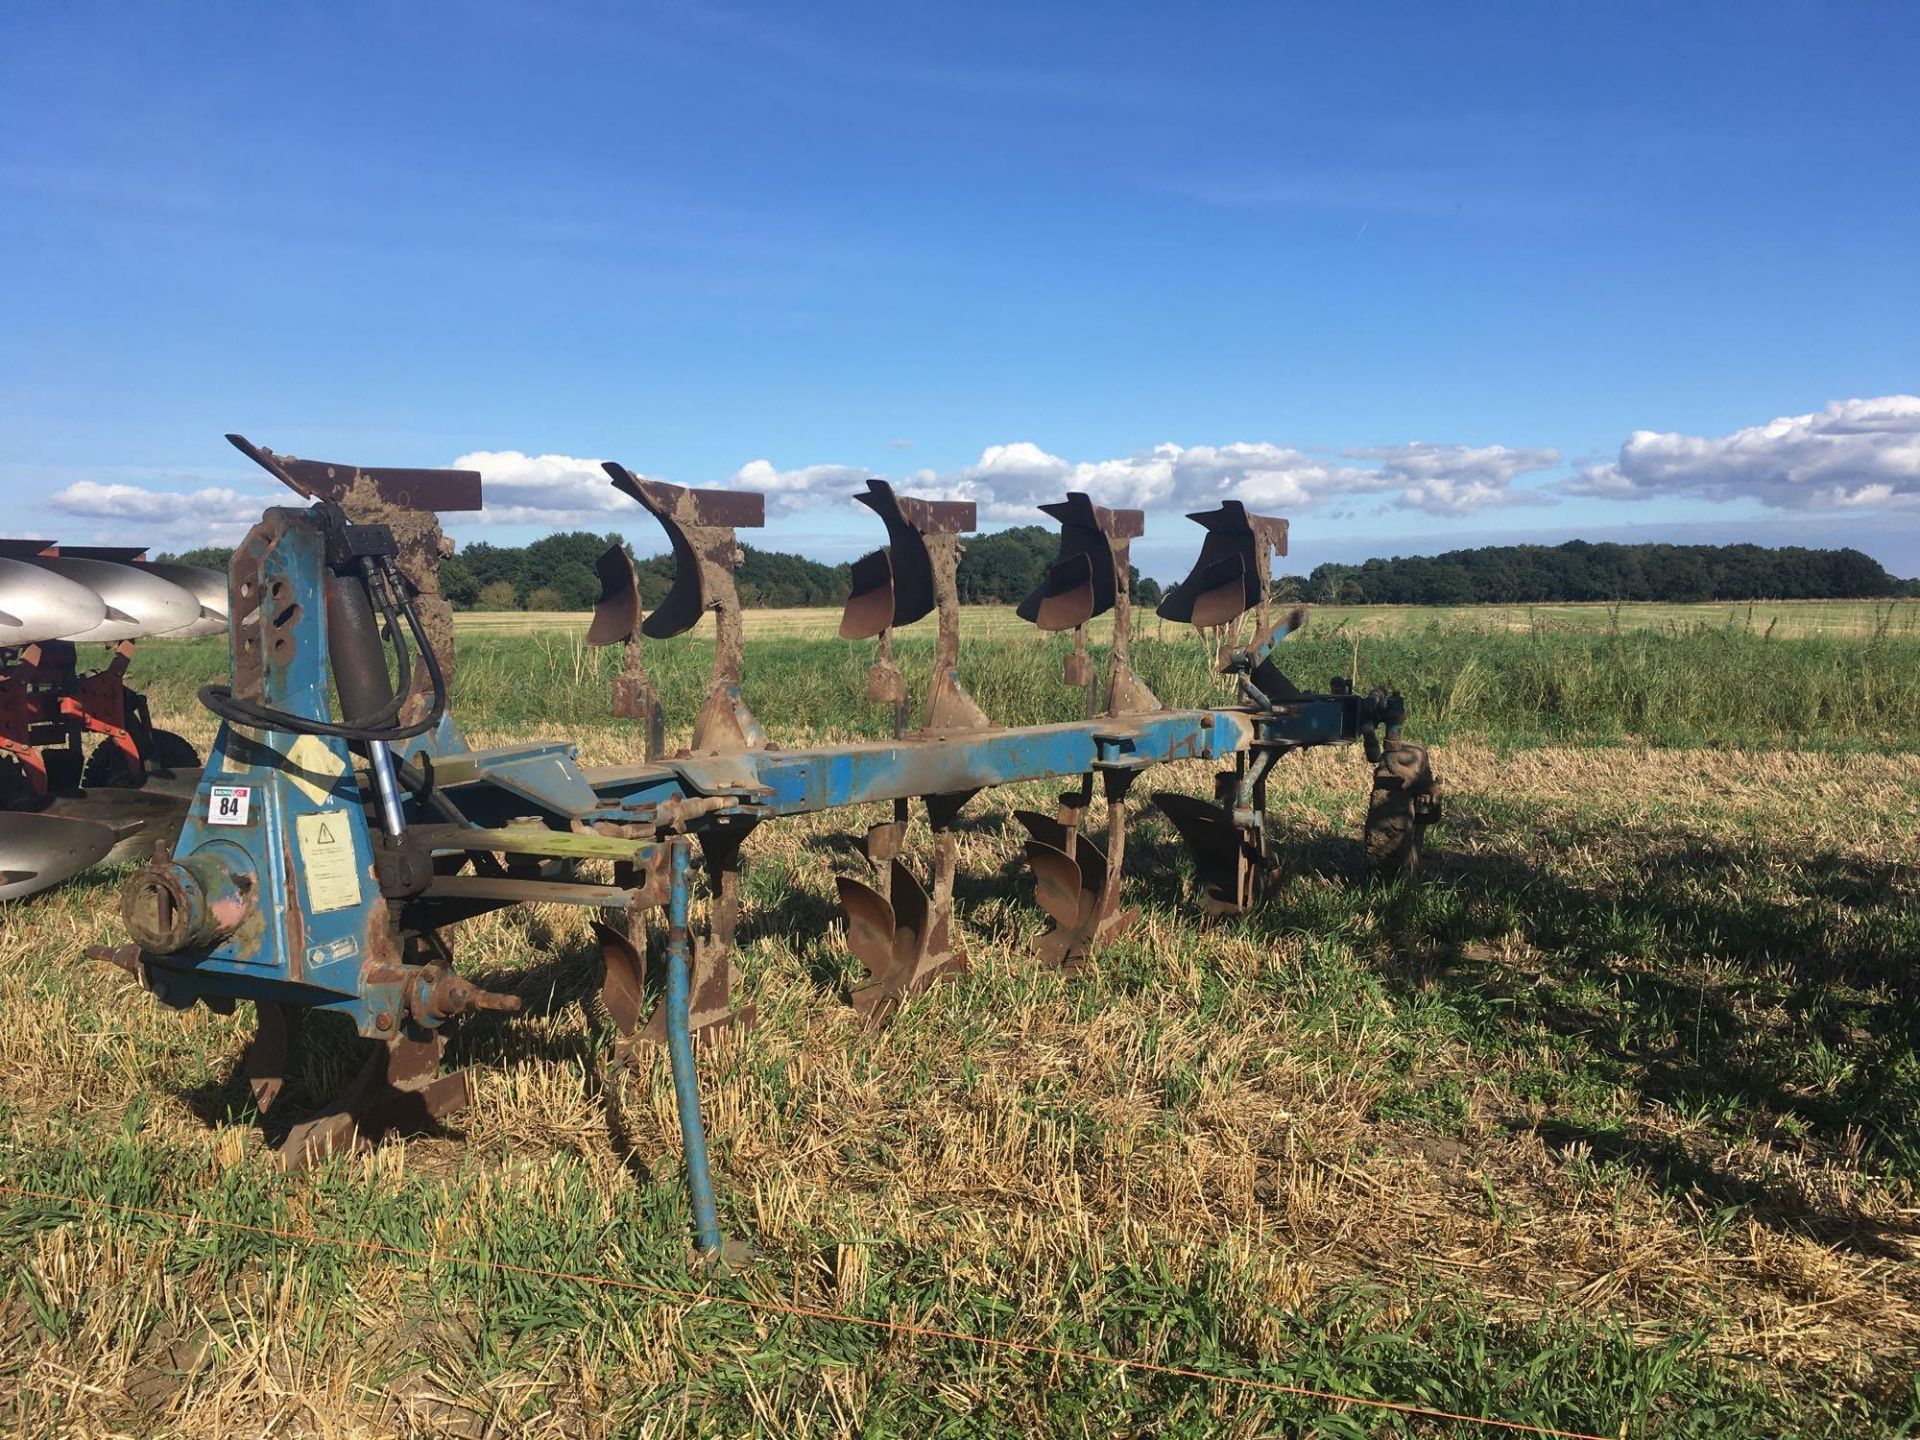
[0,1181,1616,1440]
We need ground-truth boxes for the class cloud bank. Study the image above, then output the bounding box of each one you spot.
[43,478,266,546]
[32,397,1920,547]
[449,437,1561,527]
[1564,396,1920,509]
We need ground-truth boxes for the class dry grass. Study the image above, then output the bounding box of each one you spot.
[4,723,1919,1434]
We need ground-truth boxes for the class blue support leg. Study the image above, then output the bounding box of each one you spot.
[663,838,724,1257]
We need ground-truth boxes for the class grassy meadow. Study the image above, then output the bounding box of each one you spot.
[4,602,1920,1436]
[453,596,1920,642]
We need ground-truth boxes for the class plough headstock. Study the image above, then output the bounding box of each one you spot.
[92,433,1440,1265]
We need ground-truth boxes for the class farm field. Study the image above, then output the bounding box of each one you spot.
[451,596,1920,643]
[5,619,1920,1436]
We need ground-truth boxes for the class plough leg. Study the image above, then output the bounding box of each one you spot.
[242,1001,472,1170]
[835,790,974,1021]
[1017,769,1140,971]
[597,821,758,1049]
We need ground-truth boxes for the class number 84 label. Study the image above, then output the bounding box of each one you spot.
[208,785,252,826]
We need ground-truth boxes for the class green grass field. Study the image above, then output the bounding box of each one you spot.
[4,602,1919,1436]
[454,596,1920,642]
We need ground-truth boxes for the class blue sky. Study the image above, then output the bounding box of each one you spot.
[3,1,1917,580]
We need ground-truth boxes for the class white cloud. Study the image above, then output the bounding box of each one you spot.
[49,479,259,525]
[1352,442,1561,516]
[42,479,264,547]
[1563,396,1920,509]
[454,435,1561,528]
[448,450,634,527]
[729,458,871,508]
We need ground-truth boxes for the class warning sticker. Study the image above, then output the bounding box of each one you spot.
[294,809,363,914]
[284,734,348,806]
[207,784,252,826]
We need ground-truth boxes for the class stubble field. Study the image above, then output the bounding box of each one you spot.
[3,605,1919,1437]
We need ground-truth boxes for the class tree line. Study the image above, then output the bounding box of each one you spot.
[1290,540,1908,606]
[155,533,1912,611]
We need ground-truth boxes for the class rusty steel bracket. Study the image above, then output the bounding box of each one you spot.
[604,463,766,755]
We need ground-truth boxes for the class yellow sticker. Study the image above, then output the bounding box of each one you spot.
[284,734,348,806]
[221,726,254,773]
[295,809,363,914]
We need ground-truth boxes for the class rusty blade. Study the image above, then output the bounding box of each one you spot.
[1073,831,1110,908]
[586,544,641,646]
[1017,550,1097,632]
[1012,808,1073,853]
[1156,500,1288,627]
[885,859,932,968]
[603,465,711,640]
[592,918,647,1036]
[277,1029,466,1170]
[1160,554,1248,628]
[227,434,483,511]
[836,874,898,983]
[279,1045,380,1170]
[1187,556,1252,629]
[1024,840,1090,931]
[1023,492,1134,624]
[839,549,894,640]
[853,480,942,627]
[1151,791,1259,914]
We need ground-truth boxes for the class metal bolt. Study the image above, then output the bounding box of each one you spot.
[375,1011,393,1031]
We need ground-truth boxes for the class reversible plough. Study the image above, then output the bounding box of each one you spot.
[1,541,222,898]
[92,434,1440,1256]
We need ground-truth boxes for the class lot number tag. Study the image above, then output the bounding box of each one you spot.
[208,785,253,826]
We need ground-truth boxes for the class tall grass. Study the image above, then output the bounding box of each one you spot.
[129,617,1920,751]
